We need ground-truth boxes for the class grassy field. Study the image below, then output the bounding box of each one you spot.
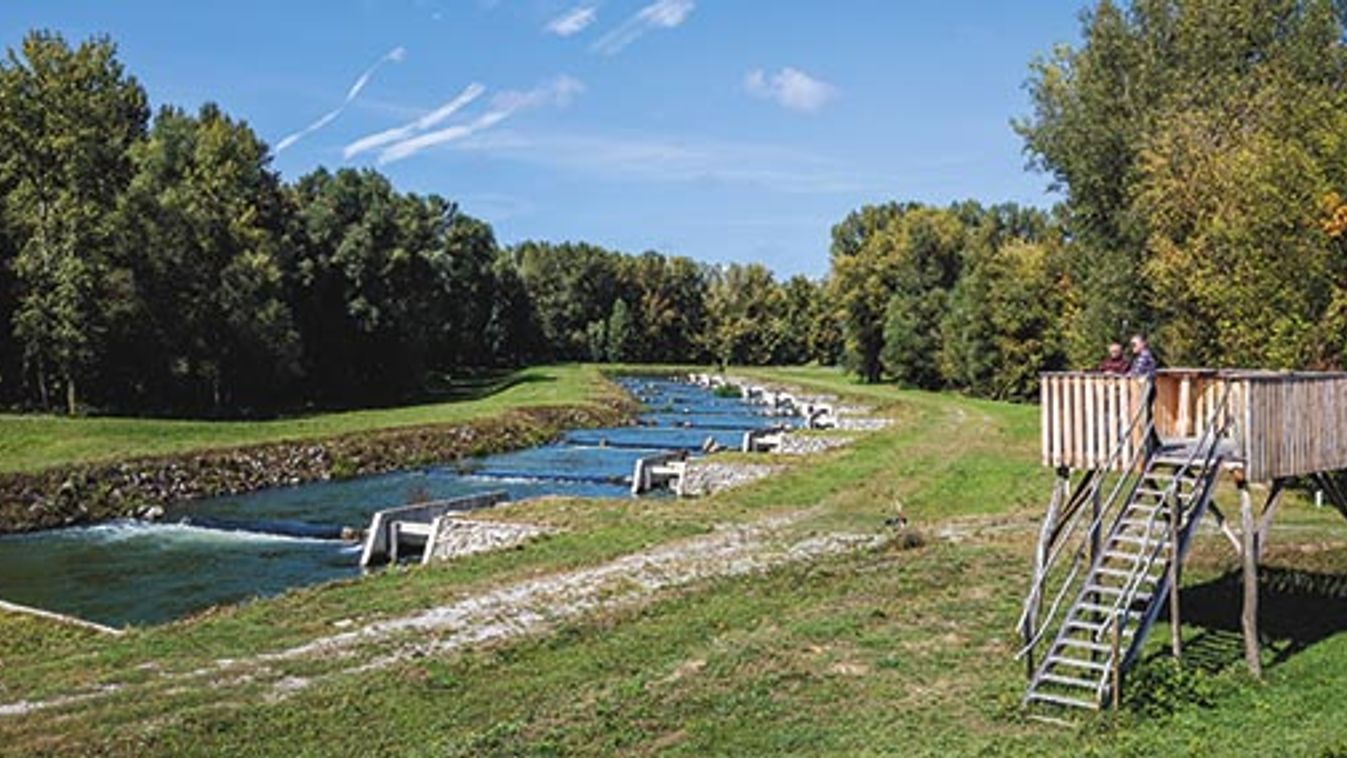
[0,365,605,473]
[2,366,1346,755]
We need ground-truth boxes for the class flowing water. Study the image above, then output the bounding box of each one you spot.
[0,377,796,627]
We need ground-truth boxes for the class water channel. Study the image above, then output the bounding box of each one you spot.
[0,377,796,627]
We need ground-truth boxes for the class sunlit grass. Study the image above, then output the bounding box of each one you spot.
[3,366,1347,754]
[0,365,604,473]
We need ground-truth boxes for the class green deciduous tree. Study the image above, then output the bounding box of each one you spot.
[117,104,298,411]
[0,31,148,413]
[1019,0,1347,368]
[605,298,637,363]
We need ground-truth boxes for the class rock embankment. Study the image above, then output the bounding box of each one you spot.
[678,461,782,497]
[426,519,554,562]
[0,402,635,535]
[832,417,892,431]
[773,434,853,456]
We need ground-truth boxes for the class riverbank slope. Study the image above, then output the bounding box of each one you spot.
[0,365,636,532]
[3,367,1346,754]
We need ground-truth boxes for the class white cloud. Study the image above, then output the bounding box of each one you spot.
[591,0,693,55]
[744,67,837,113]
[546,5,598,36]
[377,76,584,164]
[275,46,407,153]
[344,82,487,159]
[449,129,873,194]
[491,74,584,110]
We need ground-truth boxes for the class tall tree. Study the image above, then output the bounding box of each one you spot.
[605,298,637,363]
[0,31,148,412]
[940,239,1067,398]
[703,263,785,367]
[512,242,621,360]
[117,104,299,411]
[1018,0,1347,368]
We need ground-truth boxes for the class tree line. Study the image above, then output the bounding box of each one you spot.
[0,31,843,415]
[4,0,1346,416]
[827,0,1347,397]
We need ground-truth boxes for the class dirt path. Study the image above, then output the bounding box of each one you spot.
[1,509,884,718]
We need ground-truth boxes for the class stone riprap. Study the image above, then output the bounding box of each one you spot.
[772,434,854,456]
[426,519,555,562]
[677,461,782,497]
[0,402,636,534]
[832,417,892,431]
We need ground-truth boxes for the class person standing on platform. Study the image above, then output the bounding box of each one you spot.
[1129,334,1157,377]
[1097,342,1131,374]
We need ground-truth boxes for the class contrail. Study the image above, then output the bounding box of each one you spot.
[343,82,487,159]
[275,46,407,154]
[377,76,583,164]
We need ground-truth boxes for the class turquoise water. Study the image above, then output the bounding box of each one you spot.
[0,377,793,627]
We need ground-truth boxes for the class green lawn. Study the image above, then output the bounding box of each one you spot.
[0,365,605,474]
[3,366,1346,755]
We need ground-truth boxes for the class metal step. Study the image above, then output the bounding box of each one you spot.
[1046,655,1110,673]
[1093,566,1162,585]
[1076,602,1141,617]
[1085,584,1153,603]
[1064,618,1136,639]
[1120,516,1169,527]
[1128,504,1164,517]
[1058,638,1112,654]
[1026,691,1100,710]
[1095,566,1149,580]
[1111,533,1169,547]
[1040,672,1101,689]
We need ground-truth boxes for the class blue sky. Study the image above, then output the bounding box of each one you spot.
[3,1,1084,276]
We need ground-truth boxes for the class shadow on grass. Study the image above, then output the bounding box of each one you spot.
[422,368,554,404]
[1154,567,1347,673]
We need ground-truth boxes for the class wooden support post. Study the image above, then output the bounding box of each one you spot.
[1256,479,1286,562]
[1178,376,1192,438]
[1205,501,1246,555]
[1237,471,1262,678]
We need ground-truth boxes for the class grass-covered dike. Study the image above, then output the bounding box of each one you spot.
[1,366,1346,755]
[0,366,635,532]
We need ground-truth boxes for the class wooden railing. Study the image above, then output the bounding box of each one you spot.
[1040,373,1148,470]
[1041,369,1347,482]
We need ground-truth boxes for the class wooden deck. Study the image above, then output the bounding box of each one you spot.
[1042,369,1347,482]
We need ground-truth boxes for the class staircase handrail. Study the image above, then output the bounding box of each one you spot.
[1017,377,1155,659]
[1105,383,1234,657]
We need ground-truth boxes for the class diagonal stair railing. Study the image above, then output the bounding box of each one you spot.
[1020,382,1234,710]
[1017,379,1155,676]
[1109,387,1233,674]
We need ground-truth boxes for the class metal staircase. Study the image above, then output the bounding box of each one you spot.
[1018,385,1232,711]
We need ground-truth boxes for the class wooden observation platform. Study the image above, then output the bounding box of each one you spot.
[1020,369,1347,710]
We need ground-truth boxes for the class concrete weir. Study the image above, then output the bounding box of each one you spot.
[359,491,508,567]
[630,451,688,495]
[741,426,785,453]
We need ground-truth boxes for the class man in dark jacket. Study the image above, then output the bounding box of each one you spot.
[1129,334,1157,377]
[1097,342,1130,374]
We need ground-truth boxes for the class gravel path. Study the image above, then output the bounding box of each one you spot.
[1,510,883,717]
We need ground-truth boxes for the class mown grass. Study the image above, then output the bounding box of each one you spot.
[2,366,1347,755]
[0,365,603,473]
